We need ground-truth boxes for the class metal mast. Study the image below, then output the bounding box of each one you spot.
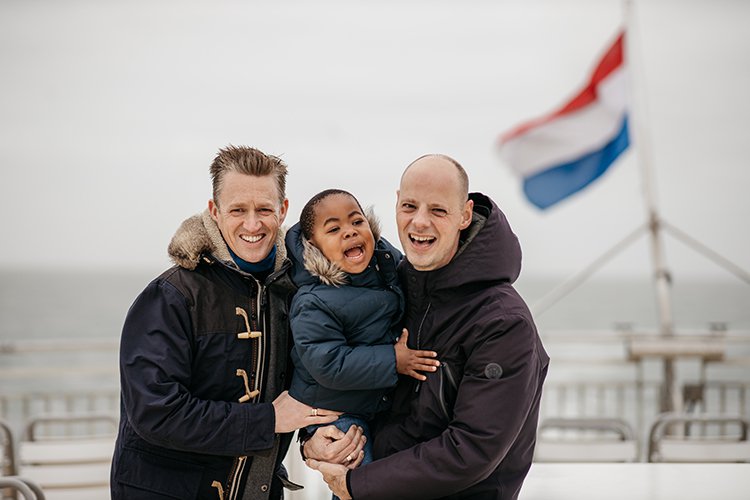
[624,0,678,412]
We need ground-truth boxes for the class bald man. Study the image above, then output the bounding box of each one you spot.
[305,155,549,500]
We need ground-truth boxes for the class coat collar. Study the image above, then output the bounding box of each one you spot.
[167,209,288,272]
[400,192,521,293]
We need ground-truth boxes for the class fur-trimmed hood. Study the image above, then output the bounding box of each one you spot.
[285,208,390,287]
[167,209,288,272]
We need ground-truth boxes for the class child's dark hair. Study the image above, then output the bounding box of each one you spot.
[300,189,364,240]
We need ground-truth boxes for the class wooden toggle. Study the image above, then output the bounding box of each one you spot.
[237,331,262,340]
[236,307,262,339]
[211,481,225,500]
[235,369,260,403]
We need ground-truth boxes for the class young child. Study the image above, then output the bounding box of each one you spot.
[285,189,439,468]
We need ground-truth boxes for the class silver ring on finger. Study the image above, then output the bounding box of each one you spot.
[311,407,318,417]
[345,454,353,463]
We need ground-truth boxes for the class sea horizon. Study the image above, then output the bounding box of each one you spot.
[2,267,748,340]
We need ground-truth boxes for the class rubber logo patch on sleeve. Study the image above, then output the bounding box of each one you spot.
[484,363,503,379]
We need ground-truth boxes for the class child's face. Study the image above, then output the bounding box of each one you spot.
[310,194,375,275]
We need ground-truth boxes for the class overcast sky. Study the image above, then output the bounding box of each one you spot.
[1,0,749,284]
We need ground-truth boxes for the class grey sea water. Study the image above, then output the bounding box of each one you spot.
[1,269,749,395]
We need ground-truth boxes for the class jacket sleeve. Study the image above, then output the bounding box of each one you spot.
[119,279,276,455]
[349,314,546,499]
[290,292,398,390]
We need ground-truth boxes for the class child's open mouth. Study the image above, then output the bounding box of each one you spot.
[344,245,365,260]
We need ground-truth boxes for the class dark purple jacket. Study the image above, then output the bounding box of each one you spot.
[348,193,549,500]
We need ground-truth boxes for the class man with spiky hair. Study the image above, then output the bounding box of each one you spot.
[111,146,339,500]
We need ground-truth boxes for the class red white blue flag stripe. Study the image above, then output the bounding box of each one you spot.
[498,32,629,209]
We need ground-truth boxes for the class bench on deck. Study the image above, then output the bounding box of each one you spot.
[17,413,117,500]
[648,413,750,463]
[0,476,46,500]
[534,417,639,462]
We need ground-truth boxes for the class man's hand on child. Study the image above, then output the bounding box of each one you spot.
[395,328,440,381]
[272,391,340,433]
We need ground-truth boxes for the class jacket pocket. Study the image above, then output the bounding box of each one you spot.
[114,446,204,499]
[438,361,458,421]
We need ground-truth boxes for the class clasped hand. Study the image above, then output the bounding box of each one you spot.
[304,424,367,500]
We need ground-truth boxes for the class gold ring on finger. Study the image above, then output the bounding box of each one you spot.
[311,408,318,417]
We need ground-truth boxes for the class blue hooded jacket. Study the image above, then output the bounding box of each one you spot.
[285,214,405,418]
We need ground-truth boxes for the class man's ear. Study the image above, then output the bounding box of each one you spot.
[278,198,289,225]
[208,199,219,222]
[459,199,474,230]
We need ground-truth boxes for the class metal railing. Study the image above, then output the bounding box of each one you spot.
[1,331,749,460]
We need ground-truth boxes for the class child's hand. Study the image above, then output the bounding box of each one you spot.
[394,328,440,381]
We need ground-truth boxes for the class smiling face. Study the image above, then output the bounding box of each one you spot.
[208,171,288,263]
[396,156,473,271]
[309,193,375,275]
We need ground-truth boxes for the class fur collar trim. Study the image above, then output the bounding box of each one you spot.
[167,209,288,271]
[301,207,381,287]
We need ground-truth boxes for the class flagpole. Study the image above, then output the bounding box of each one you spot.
[623,0,680,413]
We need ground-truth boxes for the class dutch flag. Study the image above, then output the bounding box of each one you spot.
[498,31,629,210]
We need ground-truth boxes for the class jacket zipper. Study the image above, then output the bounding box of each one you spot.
[227,456,247,500]
[254,283,266,400]
[226,278,266,499]
[415,302,431,350]
[414,302,432,393]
